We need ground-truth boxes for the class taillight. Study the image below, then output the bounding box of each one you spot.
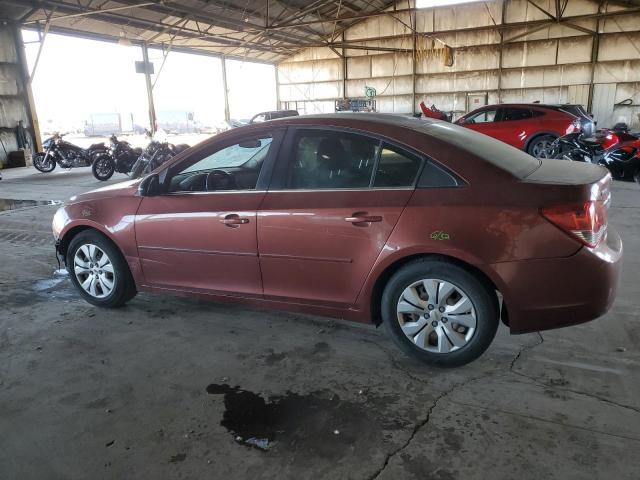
[541,201,607,247]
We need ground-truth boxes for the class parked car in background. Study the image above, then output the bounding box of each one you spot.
[455,103,594,158]
[250,109,299,123]
[52,113,621,367]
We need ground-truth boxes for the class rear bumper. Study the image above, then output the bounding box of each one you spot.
[492,227,622,334]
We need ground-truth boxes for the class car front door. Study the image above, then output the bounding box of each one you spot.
[461,107,507,142]
[257,128,423,308]
[135,129,282,297]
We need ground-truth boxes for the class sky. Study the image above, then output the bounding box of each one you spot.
[22,30,277,133]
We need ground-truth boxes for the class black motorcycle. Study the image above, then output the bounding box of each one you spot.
[33,133,108,173]
[551,126,640,184]
[550,132,604,163]
[92,135,143,181]
[130,140,190,179]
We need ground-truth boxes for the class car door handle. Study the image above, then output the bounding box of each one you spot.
[345,213,382,224]
[220,214,250,226]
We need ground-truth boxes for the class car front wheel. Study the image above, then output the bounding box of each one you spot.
[381,259,499,367]
[67,230,136,308]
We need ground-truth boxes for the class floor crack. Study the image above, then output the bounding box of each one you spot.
[509,332,544,372]
[366,332,549,479]
[508,332,639,414]
[366,372,491,480]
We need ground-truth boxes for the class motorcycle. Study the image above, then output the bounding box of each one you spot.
[599,127,640,184]
[33,133,108,173]
[419,101,451,121]
[92,135,143,181]
[552,124,640,184]
[550,132,604,163]
[129,139,190,179]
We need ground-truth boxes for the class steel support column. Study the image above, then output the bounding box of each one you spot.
[341,31,347,99]
[221,57,231,122]
[275,64,281,110]
[587,3,603,112]
[141,42,157,134]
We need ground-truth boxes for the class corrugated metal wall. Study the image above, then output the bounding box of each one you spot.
[276,0,640,128]
[0,25,33,167]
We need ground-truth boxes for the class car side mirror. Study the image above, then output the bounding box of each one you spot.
[457,118,466,125]
[138,173,160,197]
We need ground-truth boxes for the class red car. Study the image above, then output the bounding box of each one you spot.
[455,103,593,158]
[52,114,621,367]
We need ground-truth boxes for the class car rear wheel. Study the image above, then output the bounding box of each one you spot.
[381,259,499,367]
[527,135,557,158]
[67,230,136,308]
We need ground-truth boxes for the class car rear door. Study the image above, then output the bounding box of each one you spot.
[257,127,423,308]
[499,107,536,148]
[134,128,283,297]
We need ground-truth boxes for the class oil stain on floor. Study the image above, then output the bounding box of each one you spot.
[206,383,399,458]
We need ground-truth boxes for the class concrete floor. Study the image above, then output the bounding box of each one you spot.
[1,166,639,480]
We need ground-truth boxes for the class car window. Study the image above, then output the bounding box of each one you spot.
[503,108,532,121]
[417,161,460,188]
[168,136,272,192]
[466,109,498,123]
[373,144,422,187]
[286,130,380,189]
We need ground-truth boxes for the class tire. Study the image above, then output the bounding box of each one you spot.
[33,152,56,173]
[92,155,115,181]
[130,157,146,179]
[527,135,557,158]
[66,230,137,308]
[634,168,640,186]
[381,259,499,367]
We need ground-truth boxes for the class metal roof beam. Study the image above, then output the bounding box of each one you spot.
[13,0,295,54]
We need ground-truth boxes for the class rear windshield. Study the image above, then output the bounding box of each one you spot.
[412,120,541,178]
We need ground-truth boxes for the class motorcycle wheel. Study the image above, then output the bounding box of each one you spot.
[129,158,147,179]
[92,155,115,181]
[33,153,57,173]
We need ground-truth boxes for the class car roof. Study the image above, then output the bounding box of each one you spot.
[267,112,432,127]
[226,112,541,178]
[470,103,579,109]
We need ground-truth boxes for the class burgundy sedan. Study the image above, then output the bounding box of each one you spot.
[52,114,622,367]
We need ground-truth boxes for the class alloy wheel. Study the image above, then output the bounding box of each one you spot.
[73,243,116,298]
[95,158,113,177]
[396,278,477,353]
[531,139,554,158]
